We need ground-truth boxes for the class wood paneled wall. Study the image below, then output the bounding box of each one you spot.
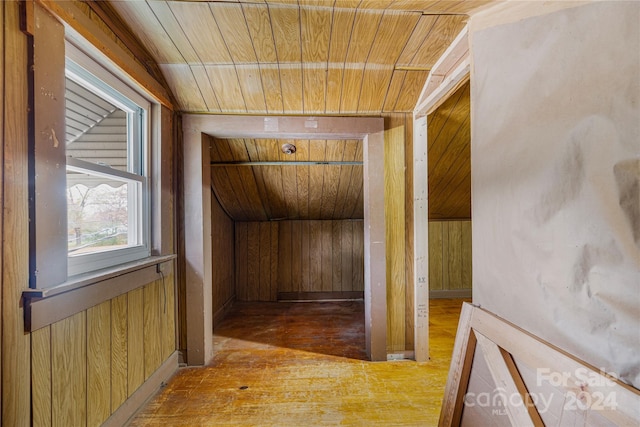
[384,114,415,353]
[278,220,364,295]
[212,192,235,324]
[235,222,279,301]
[31,274,175,427]
[235,220,364,301]
[1,3,177,425]
[429,221,472,294]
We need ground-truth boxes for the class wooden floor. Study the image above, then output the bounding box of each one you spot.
[130,299,469,426]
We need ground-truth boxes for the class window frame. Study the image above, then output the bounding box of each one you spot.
[64,42,152,278]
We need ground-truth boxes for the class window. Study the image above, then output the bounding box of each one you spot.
[65,44,150,276]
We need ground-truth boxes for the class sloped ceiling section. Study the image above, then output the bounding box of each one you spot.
[108,0,486,114]
[428,80,470,220]
[210,138,363,221]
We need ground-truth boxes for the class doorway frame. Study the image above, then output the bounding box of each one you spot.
[182,115,386,364]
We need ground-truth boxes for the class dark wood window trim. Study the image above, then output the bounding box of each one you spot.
[23,254,175,331]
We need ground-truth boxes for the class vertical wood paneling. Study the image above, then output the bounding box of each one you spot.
[87,301,111,427]
[321,221,333,291]
[235,222,249,301]
[385,124,406,352]
[259,222,272,301]
[247,222,260,301]
[429,222,444,290]
[301,221,311,292]
[341,221,354,292]
[309,221,322,292]
[3,3,31,425]
[352,221,365,292]
[429,220,472,292]
[162,272,177,359]
[270,222,279,301]
[52,312,86,427]
[291,221,303,293]
[447,221,463,289]
[128,287,145,395]
[278,221,292,292]
[212,191,235,315]
[332,221,343,291]
[32,327,52,427]
[461,219,472,288]
[144,281,163,379]
[111,294,128,412]
[237,220,364,300]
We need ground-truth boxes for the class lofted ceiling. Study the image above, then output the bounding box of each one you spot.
[105,0,480,221]
[108,0,490,114]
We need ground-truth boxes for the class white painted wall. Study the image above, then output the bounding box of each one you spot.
[470,1,639,387]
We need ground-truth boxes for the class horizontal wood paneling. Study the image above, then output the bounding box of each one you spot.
[110,2,479,114]
[212,191,235,326]
[428,221,472,292]
[30,272,176,427]
[236,220,364,301]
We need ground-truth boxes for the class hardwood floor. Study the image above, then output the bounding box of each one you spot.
[129,299,469,426]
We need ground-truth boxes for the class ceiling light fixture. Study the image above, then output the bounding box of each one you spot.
[281,143,296,155]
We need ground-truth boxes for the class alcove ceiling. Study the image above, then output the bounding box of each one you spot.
[105,0,479,220]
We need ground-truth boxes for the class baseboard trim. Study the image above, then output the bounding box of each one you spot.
[278,291,364,301]
[429,289,472,299]
[105,351,178,427]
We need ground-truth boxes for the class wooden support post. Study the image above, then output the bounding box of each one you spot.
[413,115,429,362]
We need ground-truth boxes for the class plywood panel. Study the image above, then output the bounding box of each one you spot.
[247,222,261,301]
[385,125,406,352]
[321,221,333,291]
[243,4,278,63]
[270,222,279,301]
[427,81,471,220]
[341,221,354,292]
[236,66,267,112]
[429,222,444,290]
[168,2,232,63]
[278,221,293,292]
[447,221,463,289]
[212,192,235,313]
[240,220,364,300]
[235,222,249,301]
[332,221,343,291]
[87,301,112,427]
[291,221,303,293]
[352,222,365,292]
[128,287,145,395]
[259,222,272,301]
[305,221,319,292]
[3,3,31,424]
[52,312,86,427]
[211,4,257,63]
[111,293,128,412]
[32,327,52,427]
[144,281,163,379]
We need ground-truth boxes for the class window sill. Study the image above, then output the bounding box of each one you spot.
[23,254,175,331]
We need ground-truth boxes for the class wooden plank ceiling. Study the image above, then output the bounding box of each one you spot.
[108,0,485,114]
[428,80,470,220]
[107,0,480,221]
[210,138,363,221]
